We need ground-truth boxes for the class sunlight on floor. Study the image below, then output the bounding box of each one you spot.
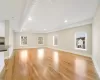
[53,51,59,71]
[75,58,87,77]
[20,50,28,63]
[37,49,44,60]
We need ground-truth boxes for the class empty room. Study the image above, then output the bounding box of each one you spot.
[0,0,100,80]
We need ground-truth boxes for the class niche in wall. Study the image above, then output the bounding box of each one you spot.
[75,32,87,50]
[20,36,27,46]
[53,35,58,46]
[38,37,44,45]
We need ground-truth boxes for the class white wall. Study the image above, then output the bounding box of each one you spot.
[0,21,5,37]
[5,20,14,58]
[0,20,14,73]
[92,3,100,77]
[14,24,92,58]
[8,22,14,57]
[47,24,92,57]
[14,32,47,49]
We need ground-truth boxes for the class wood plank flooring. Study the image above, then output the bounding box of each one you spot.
[1,48,99,80]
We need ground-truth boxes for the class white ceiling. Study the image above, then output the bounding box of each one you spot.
[0,0,33,31]
[0,0,28,31]
[0,0,99,33]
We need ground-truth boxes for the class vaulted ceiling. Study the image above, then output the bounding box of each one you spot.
[0,0,99,33]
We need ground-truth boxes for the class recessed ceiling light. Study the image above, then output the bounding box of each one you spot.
[44,29,46,31]
[64,20,68,23]
[28,17,32,21]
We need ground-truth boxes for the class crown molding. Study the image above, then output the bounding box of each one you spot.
[14,18,93,34]
[46,18,93,33]
[31,18,93,33]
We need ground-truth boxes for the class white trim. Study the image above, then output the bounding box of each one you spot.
[14,46,47,49]
[47,47,91,57]
[4,47,14,60]
[92,57,100,78]
[75,48,87,51]
[47,19,92,33]
[14,46,91,57]
[20,36,28,46]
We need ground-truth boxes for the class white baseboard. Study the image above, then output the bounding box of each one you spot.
[4,47,14,60]
[47,47,92,57]
[14,46,47,49]
[92,57,100,78]
[14,46,91,57]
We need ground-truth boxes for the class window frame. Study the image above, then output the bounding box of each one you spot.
[53,35,58,46]
[37,36,44,45]
[20,36,28,46]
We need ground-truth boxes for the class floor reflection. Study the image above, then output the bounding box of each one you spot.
[75,58,87,78]
[19,50,28,75]
[20,50,28,63]
[37,49,44,61]
[4,48,98,80]
[53,51,59,71]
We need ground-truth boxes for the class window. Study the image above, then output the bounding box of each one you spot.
[75,32,87,50]
[20,36,27,46]
[53,35,58,46]
[38,37,44,45]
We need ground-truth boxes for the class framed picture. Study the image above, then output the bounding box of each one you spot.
[53,35,58,46]
[75,32,87,50]
[38,37,44,45]
[20,36,27,46]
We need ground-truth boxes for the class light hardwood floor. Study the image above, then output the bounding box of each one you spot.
[1,48,99,80]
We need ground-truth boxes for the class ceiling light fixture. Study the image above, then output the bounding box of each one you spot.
[28,17,32,21]
[44,29,46,31]
[64,20,68,23]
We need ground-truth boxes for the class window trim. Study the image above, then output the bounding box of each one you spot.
[37,36,44,45]
[74,32,87,51]
[20,36,28,46]
[53,35,58,46]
